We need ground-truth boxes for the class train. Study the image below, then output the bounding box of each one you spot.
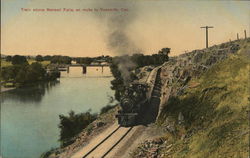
[116,82,150,127]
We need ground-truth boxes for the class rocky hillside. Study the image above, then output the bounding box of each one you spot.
[159,39,243,111]
[132,38,250,158]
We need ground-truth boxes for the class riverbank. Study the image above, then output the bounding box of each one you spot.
[0,79,59,93]
[0,86,16,93]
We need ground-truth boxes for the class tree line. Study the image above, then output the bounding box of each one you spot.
[5,55,72,64]
[5,55,112,65]
[1,55,60,86]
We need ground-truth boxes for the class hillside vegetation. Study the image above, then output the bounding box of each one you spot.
[156,41,249,158]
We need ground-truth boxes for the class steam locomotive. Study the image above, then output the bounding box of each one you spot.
[116,82,149,127]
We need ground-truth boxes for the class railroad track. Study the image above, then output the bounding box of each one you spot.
[81,126,133,158]
[72,69,161,158]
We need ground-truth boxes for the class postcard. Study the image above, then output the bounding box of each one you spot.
[1,0,249,158]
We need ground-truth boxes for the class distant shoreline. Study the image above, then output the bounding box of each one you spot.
[0,86,16,93]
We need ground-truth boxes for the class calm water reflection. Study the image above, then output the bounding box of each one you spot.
[1,81,59,103]
[0,66,114,158]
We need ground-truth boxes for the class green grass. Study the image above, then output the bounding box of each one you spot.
[1,60,12,67]
[28,59,51,66]
[158,41,250,158]
[40,60,50,66]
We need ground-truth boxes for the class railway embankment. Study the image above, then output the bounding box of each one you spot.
[132,38,250,158]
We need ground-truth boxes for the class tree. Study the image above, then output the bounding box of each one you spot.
[6,56,12,62]
[58,110,97,146]
[11,55,28,65]
[35,55,44,62]
[1,66,15,81]
[76,57,93,65]
[158,47,171,55]
[15,66,27,84]
[24,62,46,83]
[4,62,47,84]
[51,56,72,64]
[43,55,52,61]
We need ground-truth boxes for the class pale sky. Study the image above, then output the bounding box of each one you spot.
[1,0,250,57]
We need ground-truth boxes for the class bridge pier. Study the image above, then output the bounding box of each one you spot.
[67,66,69,73]
[82,66,87,74]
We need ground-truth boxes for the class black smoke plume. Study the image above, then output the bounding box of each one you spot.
[92,1,140,83]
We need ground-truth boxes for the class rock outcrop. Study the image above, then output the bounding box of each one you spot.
[157,40,242,118]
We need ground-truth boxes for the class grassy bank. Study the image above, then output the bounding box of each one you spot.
[1,60,12,67]
[157,42,249,158]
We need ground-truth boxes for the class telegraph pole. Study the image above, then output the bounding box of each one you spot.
[237,33,239,40]
[244,30,247,39]
[201,26,214,48]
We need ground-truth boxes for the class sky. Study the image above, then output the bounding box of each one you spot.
[1,0,250,57]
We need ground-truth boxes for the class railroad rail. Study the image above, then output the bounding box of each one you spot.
[81,126,133,158]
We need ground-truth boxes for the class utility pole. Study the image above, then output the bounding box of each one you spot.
[201,26,214,48]
[237,33,239,40]
[244,30,247,39]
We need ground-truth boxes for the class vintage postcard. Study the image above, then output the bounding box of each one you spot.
[0,0,249,158]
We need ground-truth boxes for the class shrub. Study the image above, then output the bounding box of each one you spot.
[11,55,28,65]
[58,110,97,146]
[100,105,116,115]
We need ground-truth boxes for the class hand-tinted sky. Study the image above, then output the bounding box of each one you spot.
[1,0,249,57]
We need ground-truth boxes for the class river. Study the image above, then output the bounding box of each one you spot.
[0,66,114,158]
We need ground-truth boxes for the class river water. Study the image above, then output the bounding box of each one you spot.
[0,67,114,158]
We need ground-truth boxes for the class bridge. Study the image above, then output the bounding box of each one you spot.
[69,64,110,67]
[64,63,111,73]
